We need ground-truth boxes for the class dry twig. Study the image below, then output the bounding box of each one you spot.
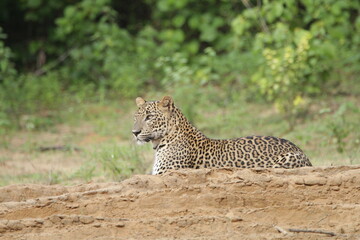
[38,145,81,152]
[274,225,289,235]
[288,228,336,236]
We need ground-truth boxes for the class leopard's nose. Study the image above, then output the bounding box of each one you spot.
[132,130,141,137]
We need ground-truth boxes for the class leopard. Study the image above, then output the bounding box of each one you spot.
[132,96,312,175]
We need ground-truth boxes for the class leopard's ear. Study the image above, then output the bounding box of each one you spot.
[159,96,174,109]
[136,97,146,107]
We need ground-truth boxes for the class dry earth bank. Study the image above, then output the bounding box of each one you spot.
[0,166,360,239]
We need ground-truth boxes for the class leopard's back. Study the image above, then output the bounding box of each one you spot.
[193,136,312,169]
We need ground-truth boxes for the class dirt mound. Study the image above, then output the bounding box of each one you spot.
[1,166,360,239]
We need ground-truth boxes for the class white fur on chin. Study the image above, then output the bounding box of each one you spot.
[136,140,146,145]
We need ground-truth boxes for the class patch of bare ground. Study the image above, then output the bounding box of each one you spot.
[0,166,360,239]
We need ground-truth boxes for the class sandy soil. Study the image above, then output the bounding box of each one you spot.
[1,166,360,240]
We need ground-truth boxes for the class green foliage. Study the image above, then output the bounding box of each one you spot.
[230,0,360,128]
[0,0,359,132]
[325,102,360,153]
[54,0,152,97]
[154,48,219,121]
[1,26,64,131]
[0,28,17,81]
[0,0,78,69]
[146,0,236,54]
[71,161,97,182]
[0,73,62,130]
[156,48,217,86]
[252,28,313,128]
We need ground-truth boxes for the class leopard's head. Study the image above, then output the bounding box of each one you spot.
[132,96,174,144]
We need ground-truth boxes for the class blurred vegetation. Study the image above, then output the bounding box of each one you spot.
[0,0,359,183]
[1,0,359,128]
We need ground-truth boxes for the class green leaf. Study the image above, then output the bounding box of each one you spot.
[173,15,186,27]
[200,26,217,42]
[265,2,283,23]
[189,16,200,29]
[157,0,169,11]
[64,6,76,17]
[231,16,249,36]
[185,41,199,54]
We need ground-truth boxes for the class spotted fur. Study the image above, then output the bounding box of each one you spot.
[133,96,312,175]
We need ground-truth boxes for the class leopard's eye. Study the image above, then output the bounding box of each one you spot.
[145,115,154,121]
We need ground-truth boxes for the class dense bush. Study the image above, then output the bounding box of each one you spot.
[0,0,359,130]
[233,0,359,113]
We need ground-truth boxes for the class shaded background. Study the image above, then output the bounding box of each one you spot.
[0,0,359,185]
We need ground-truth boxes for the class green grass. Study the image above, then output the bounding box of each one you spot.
[70,143,152,182]
[0,93,359,186]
